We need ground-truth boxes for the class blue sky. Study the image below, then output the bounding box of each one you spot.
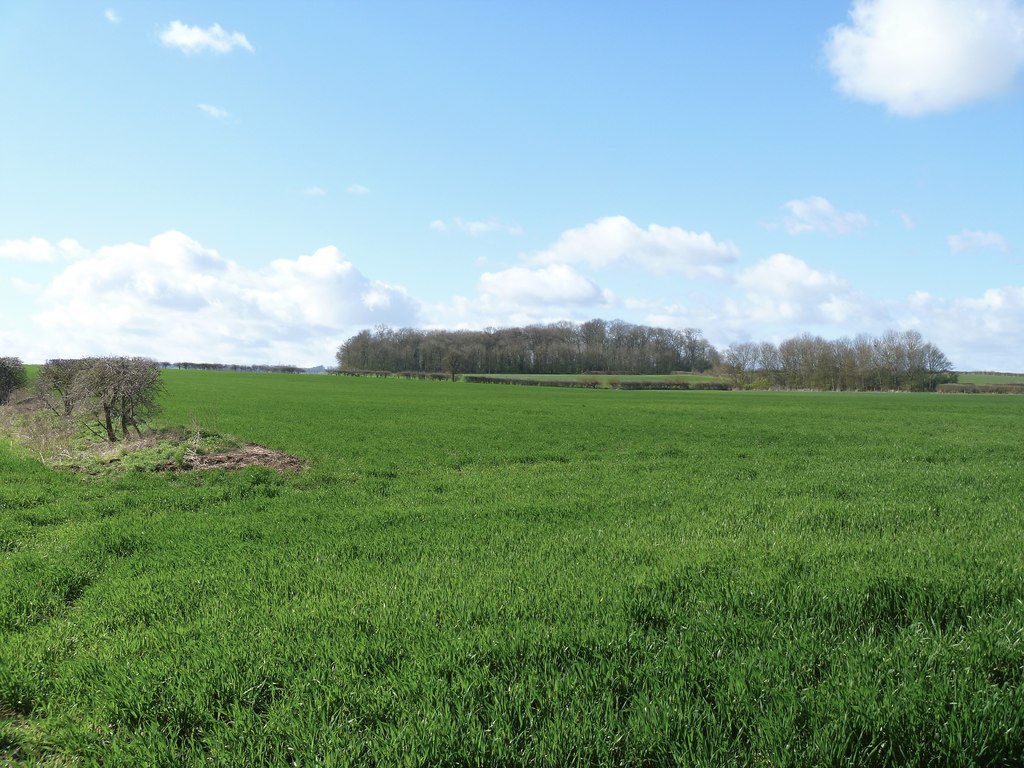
[1,0,1022,369]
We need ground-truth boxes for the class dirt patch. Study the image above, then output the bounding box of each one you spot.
[176,443,306,472]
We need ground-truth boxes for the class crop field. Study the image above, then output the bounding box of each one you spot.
[958,372,1024,385]
[1,372,1023,766]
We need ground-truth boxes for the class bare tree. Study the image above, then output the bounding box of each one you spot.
[442,351,461,382]
[72,357,163,442]
[757,342,781,384]
[721,342,759,386]
[36,358,89,416]
[0,357,28,405]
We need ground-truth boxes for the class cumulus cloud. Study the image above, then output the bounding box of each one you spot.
[531,215,739,277]
[826,0,1024,116]
[27,232,417,365]
[302,186,327,197]
[423,263,613,330]
[478,264,608,306]
[782,196,869,235]
[429,220,448,233]
[347,184,369,196]
[197,103,229,119]
[903,287,1024,370]
[104,8,120,24]
[160,21,254,54]
[947,229,1010,253]
[734,253,869,325]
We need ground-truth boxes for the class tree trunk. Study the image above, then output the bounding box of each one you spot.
[102,402,117,442]
[120,399,130,441]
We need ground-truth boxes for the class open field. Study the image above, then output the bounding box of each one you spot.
[2,372,1023,765]
[958,372,1024,385]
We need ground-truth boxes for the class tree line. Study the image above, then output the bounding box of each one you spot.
[162,362,314,373]
[336,320,720,376]
[720,329,954,391]
[336,323,955,392]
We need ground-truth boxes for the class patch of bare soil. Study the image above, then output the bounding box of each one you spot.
[177,443,306,472]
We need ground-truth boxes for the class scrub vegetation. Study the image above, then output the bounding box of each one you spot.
[1,370,1022,766]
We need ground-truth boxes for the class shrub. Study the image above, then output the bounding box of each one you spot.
[396,371,448,381]
[938,383,1024,395]
[610,381,691,390]
[0,357,28,405]
[463,376,599,388]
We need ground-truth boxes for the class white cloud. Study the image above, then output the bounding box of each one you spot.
[423,263,613,330]
[530,215,739,277]
[735,253,869,325]
[947,229,1010,253]
[10,232,1022,372]
[826,0,1024,116]
[197,103,229,119]
[896,210,915,229]
[782,196,869,235]
[478,264,608,306]
[903,287,1024,370]
[347,184,369,196]
[104,8,120,24]
[302,186,327,197]
[1,238,56,262]
[429,220,448,233]
[160,21,254,55]
[27,232,417,365]
[0,238,82,262]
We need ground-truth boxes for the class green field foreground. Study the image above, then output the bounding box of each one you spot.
[2,372,1023,766]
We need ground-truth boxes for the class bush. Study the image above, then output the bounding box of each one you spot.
[396,371,449,381]
[0,357,28,405]
[463,376,599,389]
[938,383,1024,395]
[610,381,691,390]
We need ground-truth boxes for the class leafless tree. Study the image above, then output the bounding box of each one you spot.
[40,356,164,442]
[722,342,759,386]
[95,357,161,441]
[36,358,89,416]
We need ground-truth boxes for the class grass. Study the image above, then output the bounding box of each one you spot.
[958,372,1024,385]
[1,371,1022,765]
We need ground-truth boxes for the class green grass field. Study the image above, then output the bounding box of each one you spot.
[958,372,1024,385]
[2,372,1023,766]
